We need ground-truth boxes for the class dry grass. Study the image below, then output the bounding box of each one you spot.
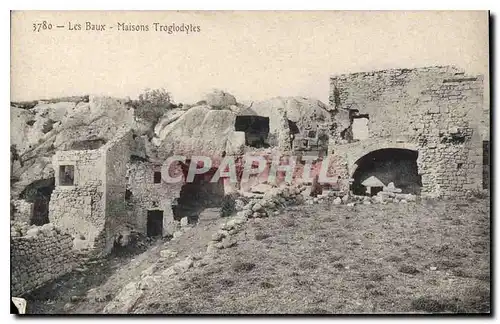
[132,199,490,314]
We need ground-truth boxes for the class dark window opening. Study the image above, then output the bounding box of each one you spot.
[153,171,162,184]
[59,165,75,186]
[235,115,270,148]
[125,189,132,201]
[288,120,300,135]
[483,140,490,190]
[457,163,463,169]
[147,210,163,237]
[351,148,421,196]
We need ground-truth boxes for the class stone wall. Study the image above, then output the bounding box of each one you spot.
[11,223,81,296]
[49,148,105,252]
[11,199,33,224]
[126,160,183,236]
[329,66,488,198]
[49,185,104,251]
[104,129,133,252]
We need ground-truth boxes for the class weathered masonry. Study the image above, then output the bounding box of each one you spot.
[49,129,133,255]
[328,66,489,198]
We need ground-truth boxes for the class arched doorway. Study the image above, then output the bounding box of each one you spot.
[351,148,421,195]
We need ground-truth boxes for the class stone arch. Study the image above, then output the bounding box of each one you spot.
[350,146,421,195]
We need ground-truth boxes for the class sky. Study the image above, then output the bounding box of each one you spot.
[11,11,489,105]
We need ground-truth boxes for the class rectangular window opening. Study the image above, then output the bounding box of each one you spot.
[154,171,162,184]
[59,165,75,186]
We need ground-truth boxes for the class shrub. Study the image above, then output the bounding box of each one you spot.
[130,88,175,124]
[219,193,238,218]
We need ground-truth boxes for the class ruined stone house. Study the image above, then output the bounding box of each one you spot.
[49,128,133,255]
[328,66,489,198]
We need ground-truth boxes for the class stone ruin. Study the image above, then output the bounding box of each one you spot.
[10,66,489,296]
[328,66,489,198]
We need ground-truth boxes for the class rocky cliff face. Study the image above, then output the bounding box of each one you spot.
[11,96,138,198]
[11,92,332,198]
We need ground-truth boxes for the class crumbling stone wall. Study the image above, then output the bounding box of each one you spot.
[104,130,133,251]
[49,128,136,255]
[126,160,183,236]
[329,66,487,197]
[11,199,33,224]
[49,149,105,252]
[11,224,80,296]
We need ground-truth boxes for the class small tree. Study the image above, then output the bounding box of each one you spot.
[133,88,175,124]
[138,88,172,106]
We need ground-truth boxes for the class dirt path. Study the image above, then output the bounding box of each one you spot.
[25,208,225,314]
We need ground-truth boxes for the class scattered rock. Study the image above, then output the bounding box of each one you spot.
[222,237,237,249]
[70,295,82,302]
[211,230,228,242]
[172,231,183,239]
[160,249,177,259]
[173,257,194,274]
[252,203,263,212]
[385,182,403,193]
[333,197,342,205]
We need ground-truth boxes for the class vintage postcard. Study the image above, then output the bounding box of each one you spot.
[10,10,490,315]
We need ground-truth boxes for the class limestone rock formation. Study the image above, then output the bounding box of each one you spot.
[203,89,237,109]
[155,105,238,158]
[250,96,332,135]
[11,96,138,198]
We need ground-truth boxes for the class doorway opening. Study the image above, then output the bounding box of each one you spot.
[19,177,55,225]
[174,164,225,224]
[146,210,163,237]
[234,116,270,148]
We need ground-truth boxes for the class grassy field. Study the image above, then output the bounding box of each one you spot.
[24,197,490,314]
[131,198,490,314]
